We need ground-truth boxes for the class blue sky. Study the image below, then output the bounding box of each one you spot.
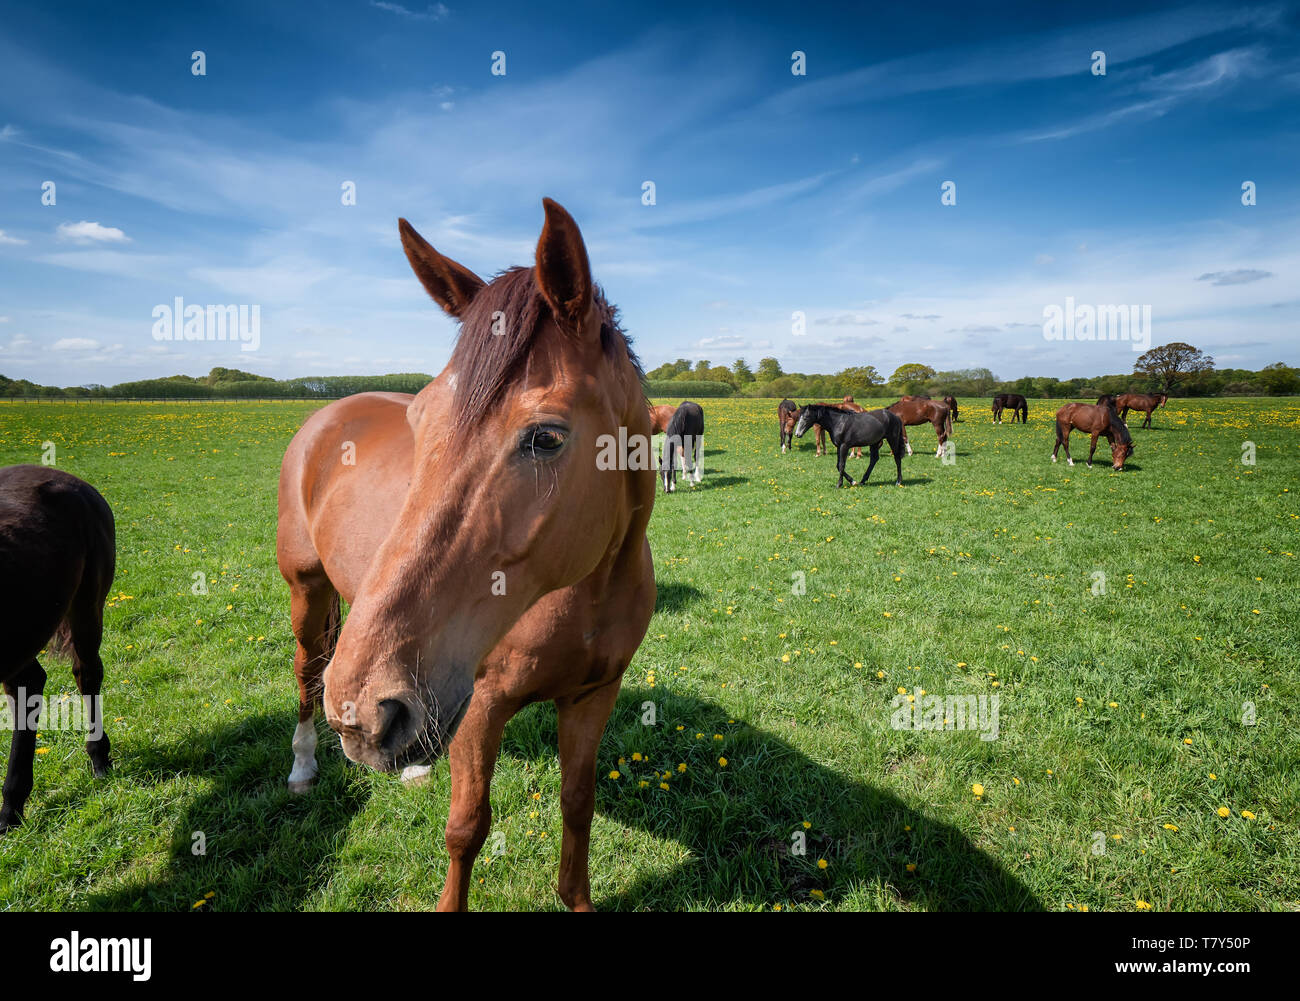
[1,0,1297,385]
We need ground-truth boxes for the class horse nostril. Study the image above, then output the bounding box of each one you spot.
[375,698,418,755]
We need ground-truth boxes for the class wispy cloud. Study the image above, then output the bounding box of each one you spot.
[56,221,130,244]
[1196,268,1274,285]
[369,2,450,21]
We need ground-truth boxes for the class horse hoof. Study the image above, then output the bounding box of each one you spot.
[287,778,315,795]
[90,758,111,779]
[401,764,433,786]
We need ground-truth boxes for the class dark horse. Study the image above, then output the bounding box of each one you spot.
[794,405,905,488]
[662,400,704,492]
[1115,392,1167,429]
[992,393,1028,424]
[0,465,114,831]
[1052,402,1134,470]
[777,398,798,453]
[941,395,959,421]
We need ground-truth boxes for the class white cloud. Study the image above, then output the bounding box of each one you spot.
[51,337,101,351]
[0,229,27,245]
[56,220,130,244]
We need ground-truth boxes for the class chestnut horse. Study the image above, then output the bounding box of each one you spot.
[276,199,656,911]
[0,465,114,831]
[1115,392,1167,429]
[777,398,798,452]
[1051,402,1134,470]
[648,403,678,435]
[888,398,953,458]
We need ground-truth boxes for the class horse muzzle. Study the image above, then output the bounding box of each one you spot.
[331,685,473,772]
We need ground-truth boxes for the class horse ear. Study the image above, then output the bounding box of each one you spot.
[535,198,594,336]
[398,218,485,318]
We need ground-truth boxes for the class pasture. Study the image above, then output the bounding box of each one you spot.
[0,396,1295,911]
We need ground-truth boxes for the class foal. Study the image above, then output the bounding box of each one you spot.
[794,405,905,487]
[0,465,113,831]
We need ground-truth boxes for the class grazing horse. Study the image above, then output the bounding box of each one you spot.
[661,400,704,492]
[0,465,114,831]
[794,404,905,487]
[942,395,959,422]
[778,398,798,453]
[992,393,1028,424]
[1115,392,1167,429]
[276,199,656,911]
[648,403,678,435]
[1051,402,1134,470]
[888,398,953,458]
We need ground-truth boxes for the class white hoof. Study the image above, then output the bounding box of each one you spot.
[1051,454,1057,462]
[1069,459,1075,466]
[401,764,433,786]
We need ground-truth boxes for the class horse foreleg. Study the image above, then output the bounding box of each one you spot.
[555,677,622,912]
[438,692,512,912]
[1,659,46,832]
[1087,432,1099,467]
[286,575,337,793]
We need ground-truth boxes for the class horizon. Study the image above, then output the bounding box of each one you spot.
[2,0,1298,386]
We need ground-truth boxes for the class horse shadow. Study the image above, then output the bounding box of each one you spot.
[66,711,370,911]
[655,581,706,613]
[504,688,1043,911]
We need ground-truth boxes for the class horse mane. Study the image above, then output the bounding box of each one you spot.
[1102,400,1132,443]
[449,266,642,427]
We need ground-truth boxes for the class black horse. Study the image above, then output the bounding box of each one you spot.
[794,405,905,488]
[0,465,115,831]
[661,400,704,493]
[992,393,1028,424]
[777,398,798,453]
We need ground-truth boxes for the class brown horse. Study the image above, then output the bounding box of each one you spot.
[888,398,953,458]
[1115,392,1167,429]
[276,199,656,911]
[0,465,114,831]
[777,398,798,452]
[992,393,1028,424]
[942,395,959,422]
[1052,402,1134,470]
[648,403,678,435]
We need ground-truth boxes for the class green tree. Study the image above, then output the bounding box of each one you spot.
[757,357,784,381]
[890,363,936,394]
[1134,342,1213,393]
[732,358,754,383]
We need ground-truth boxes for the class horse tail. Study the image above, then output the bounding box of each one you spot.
[47,618,75,659]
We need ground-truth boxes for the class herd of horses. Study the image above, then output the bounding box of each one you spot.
[0,199,1170,911]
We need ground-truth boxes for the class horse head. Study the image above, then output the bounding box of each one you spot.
[322,199,651,772]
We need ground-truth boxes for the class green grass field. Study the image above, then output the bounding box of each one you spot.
[0,396,1296,912]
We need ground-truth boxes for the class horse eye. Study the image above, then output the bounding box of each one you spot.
[521,426,567,459]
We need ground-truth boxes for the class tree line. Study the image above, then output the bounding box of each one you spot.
[645,343,1300,399]
[4,343,1296,401]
